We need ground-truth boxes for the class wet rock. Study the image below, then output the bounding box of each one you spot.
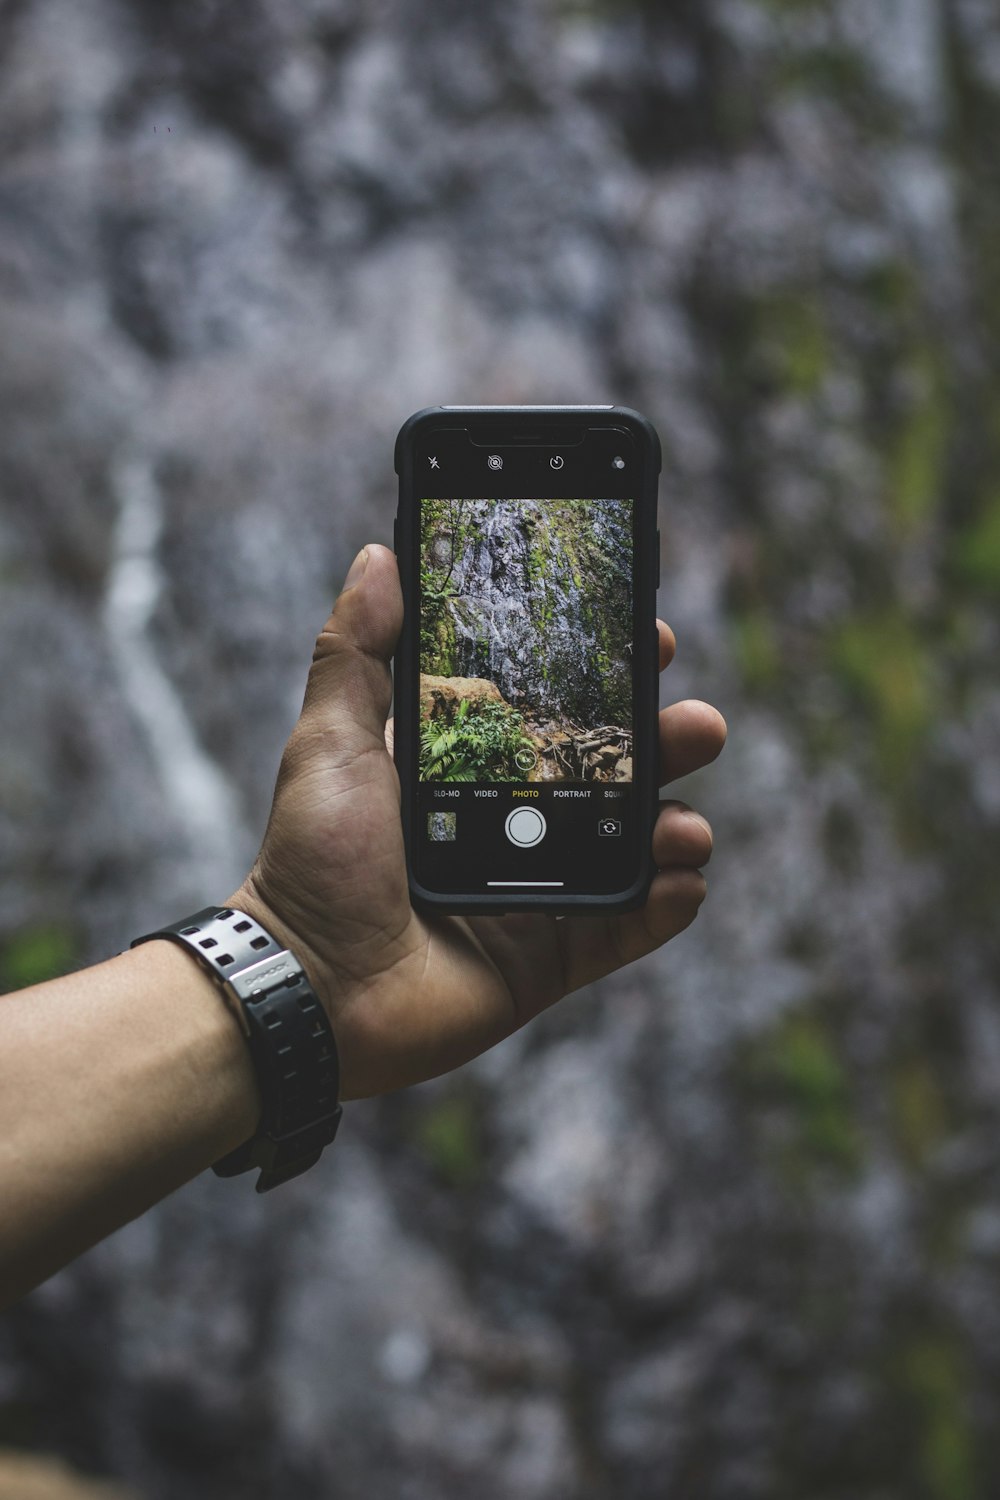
[421,498,632,732]
[2,0,999,1497]
[419,674,507,722]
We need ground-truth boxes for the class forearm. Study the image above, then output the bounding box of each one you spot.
[0,941,260,1307]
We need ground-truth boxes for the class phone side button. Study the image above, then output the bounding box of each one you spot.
[393,516,399,554]
[656,529,661,588]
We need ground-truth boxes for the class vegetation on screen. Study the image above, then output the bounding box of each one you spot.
[419,697,535,782]
[418,497,633,783]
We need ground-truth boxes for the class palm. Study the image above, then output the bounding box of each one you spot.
[235,544,725,1100]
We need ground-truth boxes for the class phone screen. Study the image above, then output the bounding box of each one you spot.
[406,421,649,900]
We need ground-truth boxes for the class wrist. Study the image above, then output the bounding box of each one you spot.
[225,875,339,1029]
[133,903,343,1191]
[121,941,262,1160]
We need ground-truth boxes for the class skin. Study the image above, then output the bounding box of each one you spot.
[230,545,725,1094]
[0,544,725,1306]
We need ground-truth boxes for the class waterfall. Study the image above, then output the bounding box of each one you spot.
[103,453,248,890]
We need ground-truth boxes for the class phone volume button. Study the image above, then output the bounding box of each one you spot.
[656,529,661,588]
[393,516,399,554]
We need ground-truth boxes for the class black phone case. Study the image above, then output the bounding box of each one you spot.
[393,405,661,916]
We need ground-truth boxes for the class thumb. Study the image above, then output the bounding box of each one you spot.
[300,543,403,751]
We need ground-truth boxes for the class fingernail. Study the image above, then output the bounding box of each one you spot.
[682,810,713,844]
[342,547,369,592]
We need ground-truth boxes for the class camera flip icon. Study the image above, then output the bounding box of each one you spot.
[598,817,622,837]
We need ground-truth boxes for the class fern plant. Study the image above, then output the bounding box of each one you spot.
[420,698,533,782]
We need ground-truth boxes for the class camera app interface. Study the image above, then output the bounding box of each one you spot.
[412,428,642,896]
[420,498,633,785]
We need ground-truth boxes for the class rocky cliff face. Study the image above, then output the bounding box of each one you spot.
[422,498,632,731]
[2,2,1000,1499]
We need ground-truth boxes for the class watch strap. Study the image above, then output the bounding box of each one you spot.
[132,905,342,1192]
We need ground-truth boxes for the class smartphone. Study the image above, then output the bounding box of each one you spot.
[393,405,661,915]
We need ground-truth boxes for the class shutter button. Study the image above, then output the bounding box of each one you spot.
[505,807,546,847]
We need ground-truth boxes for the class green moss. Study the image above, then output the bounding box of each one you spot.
[779,45,871,98]
[1,924,77,991]
[889,350,950,533]
[758,294,830,397]
[420,499,484,672]
[750,1009,864,1180]
[776,1015,862,1172]
[417,1094,483,1189]
[830,609,932,790]
[528,535,548,587]
[428,611,457,675]
[891,1056,948,1170]
[952,491,1000,592]
[898,1334,979,1500]
[862,258,919,316]
[732,606,781,690]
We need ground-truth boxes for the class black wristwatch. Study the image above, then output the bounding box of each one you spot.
[132,905,342,1192]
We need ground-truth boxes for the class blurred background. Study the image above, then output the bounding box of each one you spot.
[1,0,999,1496]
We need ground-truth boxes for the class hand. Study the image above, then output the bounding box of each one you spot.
[228,544,726,1099]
